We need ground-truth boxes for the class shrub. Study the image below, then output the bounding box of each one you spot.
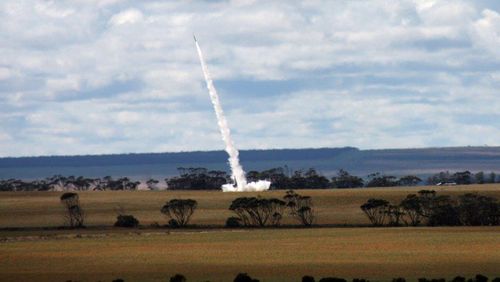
[112,279,124,282]
[319,278,346,282]
[392,278,406,282]
[302,276,315,282]
[475,274,488,282]
[114,215,139,228]
[225,217,242,228]
[168,219,180,228]
[170,274,186,282]
[451,276,466,282]
[234,273,259,282]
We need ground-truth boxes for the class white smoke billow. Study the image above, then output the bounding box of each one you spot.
[195,36,270,192]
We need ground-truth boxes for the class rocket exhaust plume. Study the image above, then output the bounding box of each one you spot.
[194,35,270,192]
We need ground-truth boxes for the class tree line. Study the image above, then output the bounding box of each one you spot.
[163,167,500,190]
[59,189,500,229]
[110,273,500,282]
[360,190,500,227]
[0,175,141,191]
[1,167,499,191]
[59,190,315,229]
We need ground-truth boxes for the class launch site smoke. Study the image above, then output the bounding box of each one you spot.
[194,35,270,192]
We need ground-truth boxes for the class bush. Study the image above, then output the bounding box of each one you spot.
[392,278,406,282]
[114,215,139,228]
[451,277,466,282]
[475,274,488,282]
[112,279,124,282]
[170,274,186,282]
[168,219,180,228]
[225,217,242,228]
[319,278,347,282]
[302,276,315,282]
[234,273,259,282]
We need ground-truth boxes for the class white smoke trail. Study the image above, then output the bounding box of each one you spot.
[194,37,270,192]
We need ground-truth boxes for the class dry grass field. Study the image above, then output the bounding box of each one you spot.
[1,185,499,282]
[0,184,499,228]
[1,227,499,282]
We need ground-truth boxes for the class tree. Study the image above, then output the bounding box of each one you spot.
[289,169,330,189]
[452,171,472,185]
[360,198,389,226]
[283,190,315,226]
[331,169,364,188]
[247,167,291,189]
[166,167,230,190]
[416,190,437,219]
[146,178,159,190]
[386,205,405,226]
[426,195,461,226]
[400,194,423,226]
[458,193,499,226]
[427,171,452,185]
[475,172,485,184]
[161,199,198,227]
[229,197,286,227]
[60,192,85,228]
[487,172,497,184]
[365,173,398,187]
[398,175,422,186]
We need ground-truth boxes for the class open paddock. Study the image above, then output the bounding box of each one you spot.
[1,185,499,281]
[1,227,499,282]
[0,185,499,228]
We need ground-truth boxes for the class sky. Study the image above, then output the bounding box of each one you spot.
[0,0,499,157]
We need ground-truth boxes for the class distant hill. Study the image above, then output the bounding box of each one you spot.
[1,146,499,180]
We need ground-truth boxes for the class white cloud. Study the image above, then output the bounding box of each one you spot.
[0,0,499,156]
[109,8,144,26]
[0,67,12,80]
[473,9,500,56]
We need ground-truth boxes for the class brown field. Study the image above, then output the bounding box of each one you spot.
[0,185,499,282]
[1,227,499,282]
[0,184,499,228]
